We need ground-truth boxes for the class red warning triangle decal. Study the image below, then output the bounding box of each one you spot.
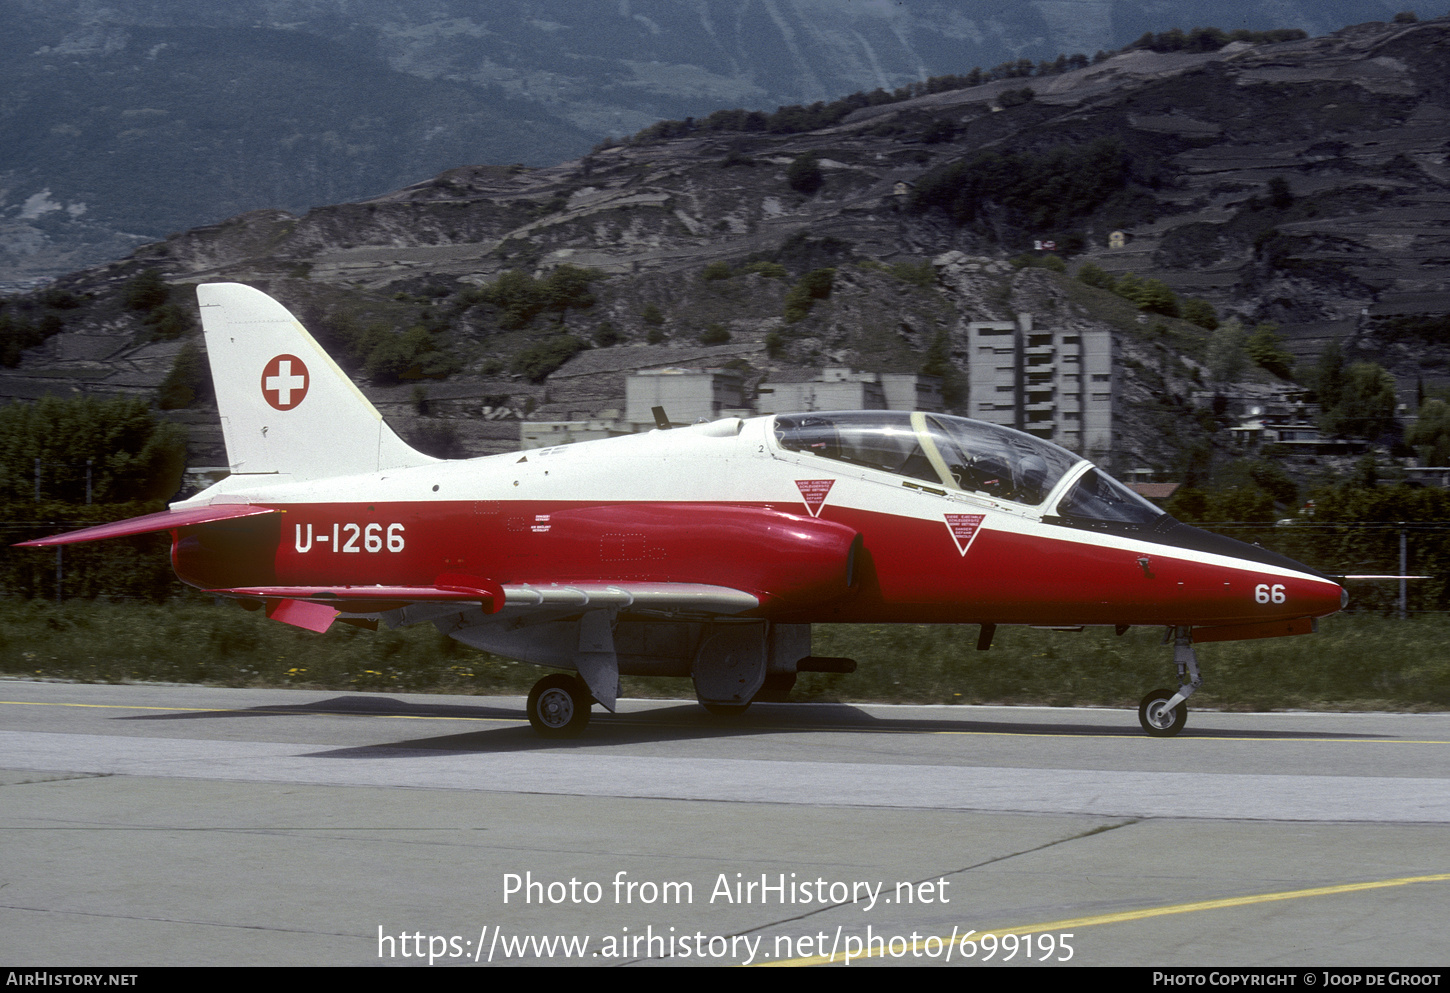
[944,513,986,556]
[795,479,835,517]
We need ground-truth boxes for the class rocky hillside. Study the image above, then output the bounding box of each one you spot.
[2,15,1448,480]
[3,0,1440,288]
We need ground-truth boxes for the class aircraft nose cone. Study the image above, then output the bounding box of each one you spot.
[1277,565,1348,619]
[1153,518,1344,618]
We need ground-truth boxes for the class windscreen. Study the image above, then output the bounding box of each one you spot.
[1055,468,1166,524]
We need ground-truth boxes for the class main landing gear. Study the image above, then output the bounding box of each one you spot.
[1138,626,1201,738]
[526,673,593,738]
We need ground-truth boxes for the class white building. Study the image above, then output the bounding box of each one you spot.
[758,367,942,414]
[624,368,746,427]
[967,314,1114,458]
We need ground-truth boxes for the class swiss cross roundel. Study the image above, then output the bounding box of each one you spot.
[261,354,309,410]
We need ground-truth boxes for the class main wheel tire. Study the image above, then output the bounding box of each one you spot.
[700,700,750,717]
[1138,687,1187,737]
[527,674,592,738]
[754,673,797,703]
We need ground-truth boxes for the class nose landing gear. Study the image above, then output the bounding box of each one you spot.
[1138,626,1201,738]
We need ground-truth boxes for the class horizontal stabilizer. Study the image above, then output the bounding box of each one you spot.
[266,598,340,634]
[15,505,278,548]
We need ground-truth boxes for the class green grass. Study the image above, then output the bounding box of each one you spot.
[2,600,1448,710]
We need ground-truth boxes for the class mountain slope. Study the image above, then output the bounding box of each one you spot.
[3,15,1448,476]
[3,0,1445,288]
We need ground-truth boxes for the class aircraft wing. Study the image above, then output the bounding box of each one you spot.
[14,505,280,547]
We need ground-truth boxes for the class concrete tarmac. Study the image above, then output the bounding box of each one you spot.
[2,680,1448,967]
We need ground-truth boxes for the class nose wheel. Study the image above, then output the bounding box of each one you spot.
[1138,688,1187,737]
[526,674,593,738]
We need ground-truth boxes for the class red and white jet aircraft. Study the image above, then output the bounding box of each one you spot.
[20,283,1346,737]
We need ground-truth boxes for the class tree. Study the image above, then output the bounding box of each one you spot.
[1245,323,1294,379]
[0,396,186,503]
[920,330,964,408]
[157,341,211,410]
[1407,398,1450,464]
[1134,278,1180,317]
[1321,362,1398,440]
[1206,319,1248,383]
[786,152,823,195]
[1266,176,1293,210]
[481,266,601,329]
[1311,342,1345,409]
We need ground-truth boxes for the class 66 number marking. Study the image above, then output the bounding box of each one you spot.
[1255,583,1286,604]
[295,523,405,553]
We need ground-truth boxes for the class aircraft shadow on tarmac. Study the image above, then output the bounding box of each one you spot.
[116,695,1391,754]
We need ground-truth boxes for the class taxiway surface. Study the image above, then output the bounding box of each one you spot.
[2,681,1447,966]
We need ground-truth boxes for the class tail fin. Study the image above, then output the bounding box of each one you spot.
[196,283,434,481]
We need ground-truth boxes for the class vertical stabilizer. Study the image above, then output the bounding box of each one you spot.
[196,283,434,481]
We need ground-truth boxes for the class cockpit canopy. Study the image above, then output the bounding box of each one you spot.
[772,410,1164,524]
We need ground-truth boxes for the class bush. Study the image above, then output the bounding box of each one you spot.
[145,303,195,341]
[1076,262,1115,289]
[1181,297,1219,330]
[741,261,788,279]
[124,269,170,311]
[510,335,587,382]
[783,268,835,323]
[889,261,936,287]
[700,324,731,345]
[1010,253,1065,273]
[701,261,733,281]
[1134,278,1180,317]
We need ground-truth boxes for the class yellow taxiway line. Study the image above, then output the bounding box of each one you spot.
[767,872,1450,966]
